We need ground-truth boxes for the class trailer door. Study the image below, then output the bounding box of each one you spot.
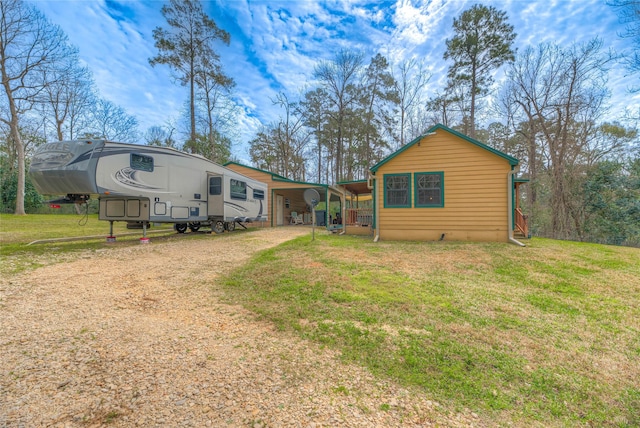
[207,173,224,217]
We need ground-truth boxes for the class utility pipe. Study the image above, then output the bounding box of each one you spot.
[372,174,380,242]
[508,168,526,247]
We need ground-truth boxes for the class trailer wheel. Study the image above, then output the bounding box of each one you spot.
[212,221,225,234]
[175,223,188,234]
[189,222,201,232]
[225,221,236,232]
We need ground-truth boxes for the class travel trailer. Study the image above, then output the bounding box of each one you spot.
[29,140,268,234]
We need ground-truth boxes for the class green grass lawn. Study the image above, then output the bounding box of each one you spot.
[221,235,640,427]
[0,213,185,274]
[2,215,638,426]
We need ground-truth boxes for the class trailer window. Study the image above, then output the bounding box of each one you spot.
[131,153,153,172]
[253,189,265,200]
[230,179,246,200]
[209,176,221,195]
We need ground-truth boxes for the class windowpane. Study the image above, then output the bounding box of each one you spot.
[230,179,246,200]
[130,153,153,172]
[385,175,409,207]
[416,173,443,207]
[253,189,264,200]
[209,177,221,195]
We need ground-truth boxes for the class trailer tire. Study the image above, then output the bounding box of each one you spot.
[212,221,225,234]
[225,221,235,232]
[189,222,201,232]
[175,223,188,234]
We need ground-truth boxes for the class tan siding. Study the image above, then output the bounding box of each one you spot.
[376,130,512,242]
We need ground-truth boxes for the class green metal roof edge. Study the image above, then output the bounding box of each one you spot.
[337,179,368,185]
[223,161,290,181]
[370,123,519,172]
[431,124,519,166]
[271,176,328,188]
[223,161,331,188]
[370,133,424,172]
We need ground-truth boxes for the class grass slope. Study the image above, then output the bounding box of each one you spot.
[222,235,640,427]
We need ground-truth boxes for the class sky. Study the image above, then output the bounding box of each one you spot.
[33,0,637,162]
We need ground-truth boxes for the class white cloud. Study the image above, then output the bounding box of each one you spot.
[30,0,638,152]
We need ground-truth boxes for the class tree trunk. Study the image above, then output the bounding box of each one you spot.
[190,54,196,142]
[470,65,477,139]
[3,82,26,215]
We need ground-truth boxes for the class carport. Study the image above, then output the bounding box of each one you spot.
[223,162,344,228]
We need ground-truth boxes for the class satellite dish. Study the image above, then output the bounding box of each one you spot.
[303,188,320,207]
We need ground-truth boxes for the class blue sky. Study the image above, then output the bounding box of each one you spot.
[34,0,637,161]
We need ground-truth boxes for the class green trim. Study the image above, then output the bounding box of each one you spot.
[271,176,328,188]
[337,179,367,186]
[223,161,289,180]
[383,173,411,208]
[414,171,444,208]
[514,178,530,183]
[511,168,515,231]
[371,135,423,172]
[373,176,377,236]
[370,123,519,172]
[224,161,329,189]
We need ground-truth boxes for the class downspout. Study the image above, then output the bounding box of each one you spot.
[368,172,380,242]
[339,187,346,235]
[508,167,525,247]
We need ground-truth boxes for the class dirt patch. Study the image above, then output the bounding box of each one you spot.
[0,227,478,427]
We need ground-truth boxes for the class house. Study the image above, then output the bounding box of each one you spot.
[338,124,528,244]
[223,162,344,228]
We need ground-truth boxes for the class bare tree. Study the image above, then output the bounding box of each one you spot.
[145,125,176,147]
[150,0,231,143]
[41,60,96,141]
[0,0,72,214]
[609,0,640,80]
[194,67,237,162]
[393,58,430,148]
[504,39,614,239]
[249,92,309,180]
[313,49,364,183]
[87,98,139,142]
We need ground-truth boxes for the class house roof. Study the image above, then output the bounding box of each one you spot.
[370,123,519,172]
[224,161,327,188]
[224,161,289,180]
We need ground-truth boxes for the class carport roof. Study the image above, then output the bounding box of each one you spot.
[224,161,328,188]
[337,179,371,195]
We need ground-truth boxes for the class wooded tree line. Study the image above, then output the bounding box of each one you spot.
[1,0,639,246]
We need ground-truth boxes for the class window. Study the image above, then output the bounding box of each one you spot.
[253,189,265,200]
[384,174,411,208]
[130,153,153,172]
[415,172,444,207]
[230,179,246,200]
[209,176,221,195]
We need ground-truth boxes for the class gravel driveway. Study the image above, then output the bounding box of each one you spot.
[1,227,477,427]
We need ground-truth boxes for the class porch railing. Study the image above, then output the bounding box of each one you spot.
[346,208,373,227]
[515,208,529,237]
